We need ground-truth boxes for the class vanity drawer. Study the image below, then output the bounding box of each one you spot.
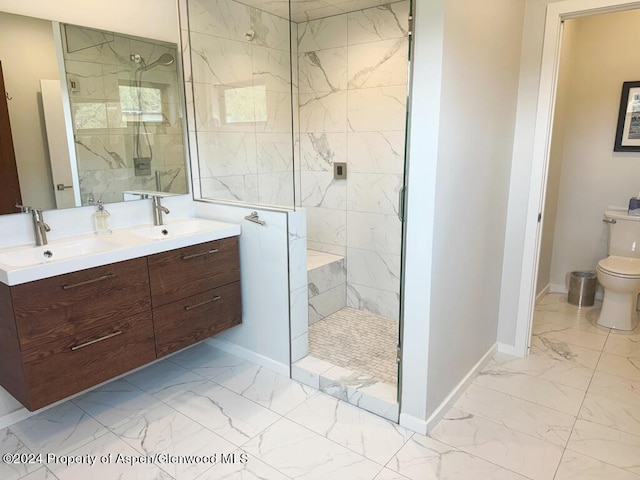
[153,281,241,358]
[148,237,240,307]
[22,310,155,410]
[12,257,151,350]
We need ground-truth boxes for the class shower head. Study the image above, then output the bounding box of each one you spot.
[138,53,175,71]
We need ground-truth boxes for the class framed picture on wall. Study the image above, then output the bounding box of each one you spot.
[614,81,640,151]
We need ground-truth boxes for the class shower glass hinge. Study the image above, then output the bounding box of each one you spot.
[396,346,402,364]
[408,15,413,36]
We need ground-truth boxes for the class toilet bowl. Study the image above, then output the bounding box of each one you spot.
[596,255,640,330]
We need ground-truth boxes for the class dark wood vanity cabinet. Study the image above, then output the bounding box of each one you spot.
[0,236,241,411]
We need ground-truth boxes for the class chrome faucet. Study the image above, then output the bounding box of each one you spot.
[152,196,170,226]
[31,209,50,246]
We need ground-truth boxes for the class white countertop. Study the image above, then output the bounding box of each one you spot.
[0,217,241,286]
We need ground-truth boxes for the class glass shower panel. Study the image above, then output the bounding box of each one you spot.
[184,0,295,209]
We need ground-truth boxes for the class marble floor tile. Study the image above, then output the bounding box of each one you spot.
[72,378,163,429]
[11,402,107,457]
[474,364,585,415]
[242,418,381,480]
[123,359,207,402]
[165,381,281,447]
[554,449,640,480]
[0,428,41,480]
[566,419,640,475]
[604,331,640,359]
[292,355,334,389]
[453,384,575,447]
[47,432,172,480]
[596,353,640,382]
[533,321,608,351]
[533,308,609,335]
[196,448,290,480]
[578,392,640,437]
[113,404,236,480]
[387,434,530,480]
[286,392,411,464]
[167,342,248,380]
[19,469,59,480]
[429,407,564,480]
[213,362,317,415]
[588,371,640,406]
[374,468,411,480]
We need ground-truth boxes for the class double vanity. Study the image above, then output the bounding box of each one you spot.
[0,216,241,411]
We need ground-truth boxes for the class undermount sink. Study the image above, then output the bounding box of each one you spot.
[131,219,224,240]
[0,238,120,268]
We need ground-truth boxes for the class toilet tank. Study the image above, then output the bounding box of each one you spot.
[605,210,640,258]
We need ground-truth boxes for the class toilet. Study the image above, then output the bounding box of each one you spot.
[596,210,640,330]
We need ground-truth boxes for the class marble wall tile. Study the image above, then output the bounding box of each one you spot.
[65,60,109,100]
[75,134,129,170]
[429,407,564,480]
[299,91,348,132]
[256,133,294,173]
[190,32,253,86]
[309,283,347,324]
[197,131,258,177]
[347,1,410,45]
[347,38,408,90]
[188,0,251,40]
[474,364,585,416]
[301,132,348,171]
[308,257,346,297]
[292,331,310,362]
[347,85,408,132]
[347,172,402,215]
[347,132,405,174]
[291,285,310,339]
[200,174,260,203]
[257,172,294,206]
[292,355,334,389]
[307,240,347,256]
[346,247,400,293]
[567,419,640,475]
[299,47,348,94]
[347,211,402,255]
[249,7,291,51]
[242,418,381,479]
[306,206,347,246]
[388,434,530,480]
[191,82,257,133]
[298,15,348,53]
[258,90,293,133]
[165,381,281,446]
[554,449,640,480]
[347,283,399,320]
[253,45,292,93]
[290,230,309,292]
[453,384,575,447]
[285,392,412,465]
[301,171,347,209]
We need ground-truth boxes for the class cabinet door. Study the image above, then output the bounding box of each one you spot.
[153,281,242,358]
[22,311,155,410]
[148,237,240,307]
[12,257,151,350]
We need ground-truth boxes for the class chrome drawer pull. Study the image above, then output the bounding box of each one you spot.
[181,249,218,260]
[71,330,122,351]
[61,273,116,290]
[184,295,221,311]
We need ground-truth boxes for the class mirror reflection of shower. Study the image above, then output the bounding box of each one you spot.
[129,52,175,192]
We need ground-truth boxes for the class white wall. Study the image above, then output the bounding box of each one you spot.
[547,10,640,288]
[0,12,58,210]
[0,0,178,42]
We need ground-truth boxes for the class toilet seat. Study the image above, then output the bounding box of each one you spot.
[597,255,640,279]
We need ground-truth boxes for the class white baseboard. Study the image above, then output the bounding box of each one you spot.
[535,284,550,304]
[423,343,498,433]
[399,413,428,435]
[498,342,517,355]
[204,338,290,377]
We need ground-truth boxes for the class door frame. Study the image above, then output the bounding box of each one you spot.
[514,0,640,357]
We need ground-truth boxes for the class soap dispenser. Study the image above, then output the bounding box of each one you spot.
[93,201,111,234]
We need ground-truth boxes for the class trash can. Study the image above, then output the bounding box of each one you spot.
[568,271,597,307]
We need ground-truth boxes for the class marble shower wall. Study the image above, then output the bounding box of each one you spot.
[62,25,188,204]
[186,0,295,208]
[297,1,409,321]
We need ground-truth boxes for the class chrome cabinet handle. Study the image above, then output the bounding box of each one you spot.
[71,330,122,351]
[602,218,617,224]
[181,249,218,260]
[244,211,266,226]
[184,295,221,311]
[62,273,116,290]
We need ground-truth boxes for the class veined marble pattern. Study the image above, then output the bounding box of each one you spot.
[347,38,409,89]
[298,14,348,53]
[346,247,400,294]
[347,131,405,174]
[300,132,348,171]
[347,172,403,215]
[347,85,408,132]
[347,2,411,45]
[299,91,348,132]
[2,306,640,479]
[299,47,348,93]
[301,171,347,208]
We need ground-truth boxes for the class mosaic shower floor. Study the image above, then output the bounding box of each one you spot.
[309,307,398,386]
